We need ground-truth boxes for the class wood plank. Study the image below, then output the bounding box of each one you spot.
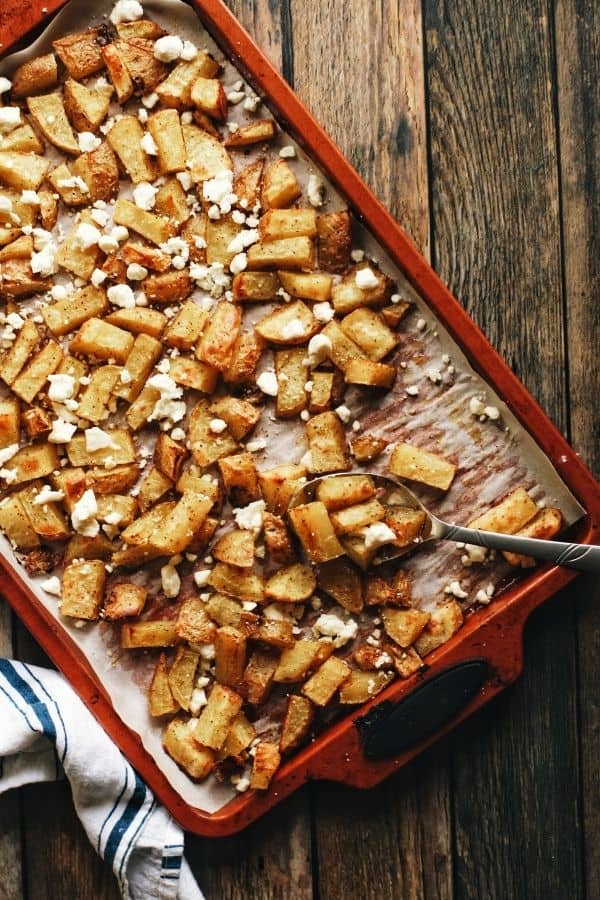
[554,0,600,895]
[289,3,452,898]
[423,1,583,897]
[0,601,23,900]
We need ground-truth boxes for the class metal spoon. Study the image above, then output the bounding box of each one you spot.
[290,473,600,574]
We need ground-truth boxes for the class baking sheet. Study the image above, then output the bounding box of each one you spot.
[0,0,584,813]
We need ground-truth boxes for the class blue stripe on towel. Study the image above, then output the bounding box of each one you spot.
[104,771,148,868]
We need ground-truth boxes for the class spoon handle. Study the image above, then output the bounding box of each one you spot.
[437,523,600,574]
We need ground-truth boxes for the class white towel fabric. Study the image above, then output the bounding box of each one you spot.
[0,658,204,900]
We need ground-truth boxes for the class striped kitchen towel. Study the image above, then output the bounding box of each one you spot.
[0,658,204,900]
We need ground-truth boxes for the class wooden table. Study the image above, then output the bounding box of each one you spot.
[1,1,598,897]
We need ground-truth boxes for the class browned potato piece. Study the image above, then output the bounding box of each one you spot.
[116,19,166,39]
[340,308,399,361]
[190,76,227,120]
[27,93,78,154]
[320,321,366,374]
[217,452,260,506]
[275,348,307,418]
[113,199,174,245]
[263,512,296,564]
[501,507,562,567]
[205,214,241,268]
[121,620,178,648]
[120,242,171,273]
[414,601,463,657]
[168,646,199,711]
[0,124,44,155]
[150,493,213,555]
[0,495,40,550]
[205,594,258,633]
[391,646,424,678]
[339,670,394,704]
[353,645,394,671]
[467,487,538,535]
[213,528,255,568]
[0,257,52,299]
[71,141,120,203]
[208,562,265,603]
[182,123,232,183]
[108,116,156,183]
[103,582,148,620]
[17,483,69,542]
[259,209,317,242]
[63,78,113,131]
[55,211,101,280]
[381,301,412,329]
[63,533,113,566]
[280,695,314,753]
[248,619,294,649]
[168,356,218,394]
[234,159,263,207]
[351,433,388,463]
[77,365,120,423]
[306,411,350,473]
[209,396,260,442]
[11,53,58,98]
[256,300,318,346]
[0,152,49,191]
[176,597,217,644]
[70,317,134,365]
[0,398,19,447]
[155,177,189,226]
[288,501,345,564]
[247,236,315,270]
[188,400,238,467]
[215,626,247,688]
[101,42,134,104]
[316,474,376,511]
[219,713,256,760]
[302,656,351,706]
[225,119,277,148]
[48,162,90,207]
[67,429,135,467]
[176,469,222,507]
[232,271,280,302]
[344,358,396,389]
[156,53,220,108]
[242,649,279,705]
[250,741,281,790]
[265,563,316,603]
[147,109,187,174]
[42,285,108,337]
[329,498,386,535]
[389,442,456,491]
[277,270,332,302]
[149,653,179,717]
[60,559,106,621]
[332,263,393,315]
[261,159,301,209]
[317,210,352,272]
[112,38,168,95]
[163,718,215,779]
[384,506,429,547]
[197,301,241,372]
[383,608,430,648]
[6,443,59,486]
[1,320,39,386]
[274,640,332,683]
[317,559,363,613]
[193,683,243,750]
[224,330,264,384]
[53,26,108,79]
[21,406,50,439]
[258,463,307,513]
[11,341,63,404]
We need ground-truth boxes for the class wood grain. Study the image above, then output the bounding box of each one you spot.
[423,1,583,898]
[555,2,600,898]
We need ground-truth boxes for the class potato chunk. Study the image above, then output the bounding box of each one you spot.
[60,560,106,620]
[193,684,243,750]
[103,582,148,620]
[389,442,456,491]
[12,53,58,98]
[280,695,314,753]
[467,487,538,535]
[306,411,350,473]
[53,26,108,79]
[503,507,563,567]
[288,502,345,564]
[70,317,134,365]
[383,608,431,648]
[316,474,376,511]
[302,656,351,706]
[340,309,398,361]
[147,109,187,174]
[27,93,78,154]
[250,742,281,790]
[261,160,301,209]
[163,718,215,780]
[265,563,316,602]
[255,300,318,346]
[414,601,463,656]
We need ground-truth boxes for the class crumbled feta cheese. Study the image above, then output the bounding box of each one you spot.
[132,181,158,211]
[280,317,306,340]
[469,396,486,416]
[227,228,259,254]
[246,438,267,453]
[199,643,215,661]
[313,611,358,648]
[74,222,101,250]
[362,521,396,551]
[256,370,279,397]
[109,0,143,25]
[352,420,361,432]
[475,583,495,605]
[203,169,236,214]
[416,317,427,331]
[355,267,379,290]
[189,688,207,716]
[146,373,186,424]
[31,242,58,276]
[176,171,193,192]
[140,132,158,156]
[153,35,184,63]
[40,576,61,597]
[427,368,443,384]
[48,418,77,443]
[304,333,332,367]
[107,283,136,309]
[71,489,99,537]
[406,385,419,397]
[335,404,351,424]
[161,561,181,598]
[208,418,228,434]
[0,444,19,466]
[483,405,500,421]
[91,268,108,287]
[0,468,17,484]
[47,373,75,402]
[170,426,185,441]
[21,190,41,205]
[126,263,148,281]
[0,78,11,95]
[193,569,211,587]
[78,131,101,153]
[138,107,148,124]
[32,485,65,506]
[229,252,247,274]
[350,249,365,262]
[444,580,468,599]
[307,174,325,207]
[85,427,117,453]
[300,410,310,422]
[227,90,245,104]
[232,499,265,533]
[0,107,21,134]
[313,301,334,323]
[461,543,488,566]
[142,92,159,109]
[279,145,296,158]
